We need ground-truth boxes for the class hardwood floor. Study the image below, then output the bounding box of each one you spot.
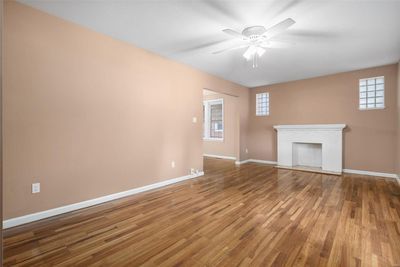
[3,157,400,266]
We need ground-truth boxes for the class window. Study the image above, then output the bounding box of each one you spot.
[256,92,269,116]
[203,99,223,140]
[359,76,384,110]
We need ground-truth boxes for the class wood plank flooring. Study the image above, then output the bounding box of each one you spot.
[3,157,400,266]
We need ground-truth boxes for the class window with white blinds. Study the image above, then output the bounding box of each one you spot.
[256,92,269,116]
[203,99,223,140]
[359,76,384,110]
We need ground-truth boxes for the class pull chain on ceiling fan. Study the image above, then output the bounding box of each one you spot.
[213,18,296,67]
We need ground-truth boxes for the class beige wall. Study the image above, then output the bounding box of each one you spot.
[1,0,3,262]
[4,1,398,222]
[203,93,238,158]
[249,64,398,174]
[3,2,249,219]
[397,62,400,176]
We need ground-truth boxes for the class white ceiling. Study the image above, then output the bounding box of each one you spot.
[19,0,400,87]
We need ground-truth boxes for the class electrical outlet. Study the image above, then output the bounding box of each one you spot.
[245,148,248,154]
[32,183,40,194]
[191,169,200,175]
[192,117,197,123]
[171,161,176,168]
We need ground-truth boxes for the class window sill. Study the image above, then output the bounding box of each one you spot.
[203,138,224,142]
[359,107,385,111]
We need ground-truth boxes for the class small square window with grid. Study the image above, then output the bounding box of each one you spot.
[359,76,384,110]
[256,92,269,116]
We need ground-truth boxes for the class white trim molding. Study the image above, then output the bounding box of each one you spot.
[3,171,204,229]
[203,154,236,160]
[248,159,277,165]
[235,159,250,165]
[203,138,224,142]
[235,159,277,165]
[203,98,224,140]
[343,169,399,179]
[273,124,346,131]
[234,159,399,180]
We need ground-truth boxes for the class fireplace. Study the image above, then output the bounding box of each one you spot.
[292,142,322,169]
[274,124,346,174]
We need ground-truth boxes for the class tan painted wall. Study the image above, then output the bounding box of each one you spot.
[1,0,3,261]
[3,2,249,219]
[203,93,238,158]
[5,1,396,223]
[397,62,400,176]
[249,64,398,174]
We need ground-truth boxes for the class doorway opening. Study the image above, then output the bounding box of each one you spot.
[202,89,238,163]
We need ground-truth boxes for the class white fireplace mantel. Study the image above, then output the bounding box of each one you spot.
[274,124,346,174]
[274,124,346,131]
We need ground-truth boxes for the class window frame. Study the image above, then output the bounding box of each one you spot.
[256,92,270,116]
[359,76,385,110]
[203,98,224,141]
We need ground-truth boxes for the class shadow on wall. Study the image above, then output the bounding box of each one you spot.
[342,126,351,170]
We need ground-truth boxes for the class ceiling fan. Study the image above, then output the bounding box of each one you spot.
[213,18,296,67]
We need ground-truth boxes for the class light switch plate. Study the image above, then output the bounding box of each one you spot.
[32,183,40,194]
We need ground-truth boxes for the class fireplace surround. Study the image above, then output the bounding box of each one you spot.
[273,124,346,174]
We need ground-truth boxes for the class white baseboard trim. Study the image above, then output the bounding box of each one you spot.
[235,159,249,165]
[203,154,236,160]
[249,159,278,165]
[3,171,204,229]
[343,169,399,179]
[235,159,399,180]
[235,159,277,165]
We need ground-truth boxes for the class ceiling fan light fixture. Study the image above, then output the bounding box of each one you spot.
[256,47,266,57]
[243,46,256,60]
[243,46,265,60]
[216,18,296,67]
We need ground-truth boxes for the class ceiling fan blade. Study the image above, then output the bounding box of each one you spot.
[222,29,247,40]
[212,44,248,54]
[263,18,295,38]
